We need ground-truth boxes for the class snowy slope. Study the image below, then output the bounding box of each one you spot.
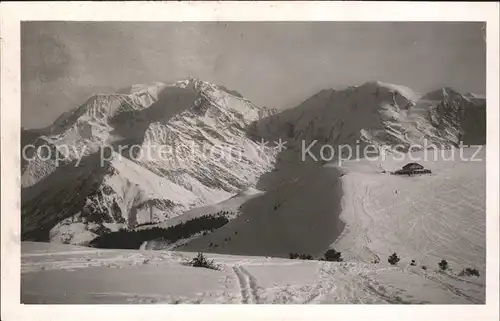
[332,148,485,272]
[144,187,264,231]
[21,242,485,304]
[21,78,278,244]
[167,147,485,277]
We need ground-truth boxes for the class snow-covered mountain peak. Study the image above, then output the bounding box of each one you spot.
[421,86,467,102]
[255,81,485,154]
[358,80,419,101]
[22,78,279,245]
[174,76,203,89]
[172,77,224,95]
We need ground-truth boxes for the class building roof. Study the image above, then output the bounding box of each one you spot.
[402,163,424,170]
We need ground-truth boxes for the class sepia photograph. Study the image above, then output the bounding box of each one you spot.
[1,2,499,321]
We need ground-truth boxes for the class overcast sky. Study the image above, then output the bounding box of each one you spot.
[21,21,486,129]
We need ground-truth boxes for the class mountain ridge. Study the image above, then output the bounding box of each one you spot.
[21,78,278,244]
[21,78,486,246]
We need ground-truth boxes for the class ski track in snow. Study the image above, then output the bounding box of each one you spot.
[240,266,260,304]
[21,242,485,304]
[414,270,483,304]
[302,263,337,304]
[232,265,258,304]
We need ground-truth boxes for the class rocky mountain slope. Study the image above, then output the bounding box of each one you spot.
[253,81,486,156]
[21,78,278,244]
[21,79,486,247]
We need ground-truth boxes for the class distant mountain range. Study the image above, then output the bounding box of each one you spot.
[21,78,486,245]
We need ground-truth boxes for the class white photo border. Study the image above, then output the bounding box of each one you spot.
[1,2,499,321]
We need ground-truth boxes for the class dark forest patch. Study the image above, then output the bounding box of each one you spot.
[89,214,229,249]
